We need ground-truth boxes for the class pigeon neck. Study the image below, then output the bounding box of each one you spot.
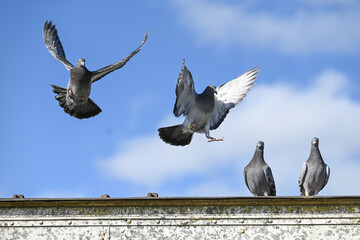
[251,149,264,163]
[196,90,215,113]
[308,145,324,163]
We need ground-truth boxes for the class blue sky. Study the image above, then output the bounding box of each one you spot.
[0,0,359,198]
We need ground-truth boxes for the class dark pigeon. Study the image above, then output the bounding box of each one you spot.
[244,141,276,196]
[298,137,330,196]
[43,21,148,119]
[158,60,259,146]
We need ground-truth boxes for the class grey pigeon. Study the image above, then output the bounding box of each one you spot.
[43,21,148,119]
[158,60,259,146]
[298,137,330,196]
[244,141,276,196]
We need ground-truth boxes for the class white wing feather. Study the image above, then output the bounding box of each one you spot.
[216,66,259,105]
[209,66,259,130]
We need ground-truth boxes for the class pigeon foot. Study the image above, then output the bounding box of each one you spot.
[207,137,224,143]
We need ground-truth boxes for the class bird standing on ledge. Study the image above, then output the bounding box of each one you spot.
[298,137,330,196]
[244,141,276,196]
[43,20,148,119]
[158,60,259,146]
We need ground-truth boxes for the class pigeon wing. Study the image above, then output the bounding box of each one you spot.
[320,164,330,191]
[243,167,251,192]
[173,60,197,117]
[43,21,73,71]
[298,162,308,188]
[91,31,148,83]
[265,166,276,196]
[209,66,259,130]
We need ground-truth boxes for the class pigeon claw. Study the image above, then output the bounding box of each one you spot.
[207,137,224,143]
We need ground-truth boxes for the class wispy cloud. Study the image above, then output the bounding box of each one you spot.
[98,69,360,196]
[171,0,360,55]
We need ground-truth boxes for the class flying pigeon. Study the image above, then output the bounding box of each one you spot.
[158,60,259,146]
[244,141,276,196]
[298,137,330,196]
[43,21,148,119]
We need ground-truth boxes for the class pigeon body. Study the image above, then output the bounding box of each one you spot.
[244,141,276,196]
[43,21,148,119]
[298,137,330,196]
[158,60,259,146]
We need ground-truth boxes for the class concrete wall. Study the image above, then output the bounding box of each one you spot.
[0,196,359,239]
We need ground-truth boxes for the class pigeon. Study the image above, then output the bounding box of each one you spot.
[244,141,276,196]
[158,60,259,146]
[43,21,148,119]
[298,137,330,196]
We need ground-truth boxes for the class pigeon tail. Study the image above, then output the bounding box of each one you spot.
[51,84,102,119]
[158,124,193,146]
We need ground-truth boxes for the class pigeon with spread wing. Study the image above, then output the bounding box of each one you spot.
[158,60,259,146]
[43,21,148,119]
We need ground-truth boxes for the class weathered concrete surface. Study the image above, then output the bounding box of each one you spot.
[0,196,359,239]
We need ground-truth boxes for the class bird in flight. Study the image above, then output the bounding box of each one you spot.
[43,20,148,119]
[158,60,259,146]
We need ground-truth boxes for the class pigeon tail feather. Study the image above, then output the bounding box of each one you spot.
[158,125,193,146]
[51,84,102,119]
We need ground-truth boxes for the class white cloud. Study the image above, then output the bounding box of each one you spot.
[171,0,360,54]
[98,69,360,196]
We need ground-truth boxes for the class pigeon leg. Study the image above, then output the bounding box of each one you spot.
[206,136,224,143]
[205,131,223,142]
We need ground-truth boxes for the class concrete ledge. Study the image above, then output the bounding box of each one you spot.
[0,196,359,239]
[1,196,360,208]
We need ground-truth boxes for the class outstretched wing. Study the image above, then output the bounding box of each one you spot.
[173,59,197,117]
[209,66,259,130]
[91,31,148,83]
[43,21,73,71]
[265,166,276,196]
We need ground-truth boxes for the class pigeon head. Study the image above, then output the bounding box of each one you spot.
[257,141,264,150]
[76,58,86,67]
[311,137,319,147]
[205,85,217,94]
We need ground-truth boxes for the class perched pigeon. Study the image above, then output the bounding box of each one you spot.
[158,60,259,146]
[298,137,330,196]
[43,21,148,119]
[244,141,276,196]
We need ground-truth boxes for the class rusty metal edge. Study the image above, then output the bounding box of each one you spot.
[0,196,359,208]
